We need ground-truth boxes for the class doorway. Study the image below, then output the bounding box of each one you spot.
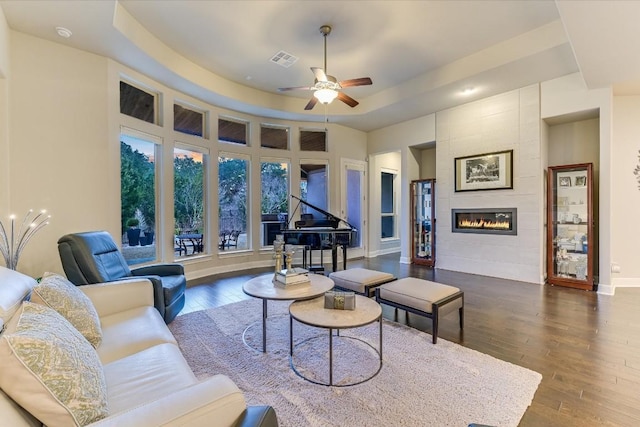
[341,159,366,259]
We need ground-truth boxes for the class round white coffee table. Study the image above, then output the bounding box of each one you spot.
[242,273,334,352]
[289,295,383,386]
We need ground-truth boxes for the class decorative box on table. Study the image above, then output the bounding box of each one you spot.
[324,291,356,310]
[273,267,310,287]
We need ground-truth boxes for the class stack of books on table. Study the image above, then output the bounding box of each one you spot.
[273,268,310,287]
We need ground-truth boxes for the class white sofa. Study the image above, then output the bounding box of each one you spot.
[0,267,277,427]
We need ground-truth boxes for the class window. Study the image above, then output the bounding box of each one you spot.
[120,130,158,265]
[261,160,289,246]
[120,81,158,124]
[219,118,248,145]
[174,104,205,137]
[381,171,397,238]
[300,162,328,215]
[300,129,327,152]
[174,146,206,257]
[261,125,289,150]
[218,155,249,251]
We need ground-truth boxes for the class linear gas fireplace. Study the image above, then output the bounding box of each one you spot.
[451,208,517,235]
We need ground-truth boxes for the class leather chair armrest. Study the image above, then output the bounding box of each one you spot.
[233,406,278,427]
[131,263,185,277]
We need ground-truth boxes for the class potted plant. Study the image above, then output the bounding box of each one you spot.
[126,218,141,246]
[142,226,155,246]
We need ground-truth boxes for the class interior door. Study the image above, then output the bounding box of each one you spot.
[341,159,366,259]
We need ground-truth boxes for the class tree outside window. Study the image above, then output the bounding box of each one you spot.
[174,148,205,256]
[120,137,157,265]
[260,161,289,246]
[218,156,248,251]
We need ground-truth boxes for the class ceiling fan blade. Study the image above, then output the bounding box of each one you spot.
[339,77,373,88]
[311,67,328,82]
[278,86,314,92]
[304,96,318,110]
[337,91,359,108]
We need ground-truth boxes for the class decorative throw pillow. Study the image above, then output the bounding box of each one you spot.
[30,272,102,348]
[0,302,108,426]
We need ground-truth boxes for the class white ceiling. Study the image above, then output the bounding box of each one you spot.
[1,0,639,131]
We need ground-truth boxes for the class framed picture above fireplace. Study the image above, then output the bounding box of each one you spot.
[454,149,513,192]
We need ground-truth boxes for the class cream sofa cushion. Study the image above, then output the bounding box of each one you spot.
[31,272,102,348]
[103,343,196,414]
[97,305,177,364]
[0,302,108,427]
[0,267,37,324]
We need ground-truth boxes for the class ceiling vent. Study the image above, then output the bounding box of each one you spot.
[270,51,298,68]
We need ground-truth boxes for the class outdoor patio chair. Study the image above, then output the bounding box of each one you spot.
[227,230,241,249]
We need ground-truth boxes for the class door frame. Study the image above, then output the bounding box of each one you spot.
[340,158,367,259]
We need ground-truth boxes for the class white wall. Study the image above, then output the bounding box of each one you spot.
[8,32,111,276]
[436,85,543,284]
[368,115,436,263]
[420,148,436,179]
[5,30,368,279]
[610,96,640,290]
[0,5,8,78]
[541,73,613,293]
[368,151,401,256]
[0,7,10,226]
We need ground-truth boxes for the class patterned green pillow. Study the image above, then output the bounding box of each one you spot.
[31,272,102,348]
[0,302,108,426]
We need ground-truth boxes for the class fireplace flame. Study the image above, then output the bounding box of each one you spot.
[458,219,511,230]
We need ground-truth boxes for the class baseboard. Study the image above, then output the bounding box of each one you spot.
[187,259,272,282]
[597,283,615,295]
[603,277,640,295]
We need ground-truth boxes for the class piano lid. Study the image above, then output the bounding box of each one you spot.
[288,195,356,230]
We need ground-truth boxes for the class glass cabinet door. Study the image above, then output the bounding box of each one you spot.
[547,163,593,290]
[411,179,435,266]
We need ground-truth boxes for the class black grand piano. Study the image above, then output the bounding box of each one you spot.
[281,195,356,272]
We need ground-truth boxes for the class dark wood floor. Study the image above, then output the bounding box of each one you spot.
[181,253,640,427]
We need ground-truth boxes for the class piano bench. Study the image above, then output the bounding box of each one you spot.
[328,268,396,297]
[303,245,328,274]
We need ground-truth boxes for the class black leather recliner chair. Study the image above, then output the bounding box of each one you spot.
[57,231,186,323]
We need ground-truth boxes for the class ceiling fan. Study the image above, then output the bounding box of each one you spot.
[278,25,373,111]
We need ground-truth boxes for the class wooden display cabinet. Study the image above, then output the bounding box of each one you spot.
[411,179,435,266]
[546,163,594,290]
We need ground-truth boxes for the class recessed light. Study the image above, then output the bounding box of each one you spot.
[55,26,72,38]
[461,87,476,96]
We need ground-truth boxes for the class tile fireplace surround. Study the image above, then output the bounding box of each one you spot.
[451,208,517,236]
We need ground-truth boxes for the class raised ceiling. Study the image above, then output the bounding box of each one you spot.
[1,1,639,131]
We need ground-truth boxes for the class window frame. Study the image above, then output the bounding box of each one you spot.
[218,151,251,253]
[299,128,328,152]
[218,116,250,146]
[260,123,290,150]
[120,79,161,126]
[120,126,163,264]
[173,101,208,138]
[260,156,291,247]
[173,142,209,257]
[380,169,398,240]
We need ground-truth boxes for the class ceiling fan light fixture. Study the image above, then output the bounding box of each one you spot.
[277,24,372,111]
[314,88,339,104]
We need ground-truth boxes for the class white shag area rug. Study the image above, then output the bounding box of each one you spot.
[169,299,541,427]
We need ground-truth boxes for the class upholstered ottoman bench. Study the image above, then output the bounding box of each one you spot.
[375,277,464,344]
[328,268,396,297]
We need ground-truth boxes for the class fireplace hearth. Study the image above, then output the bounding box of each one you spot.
[451,208,517,235]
